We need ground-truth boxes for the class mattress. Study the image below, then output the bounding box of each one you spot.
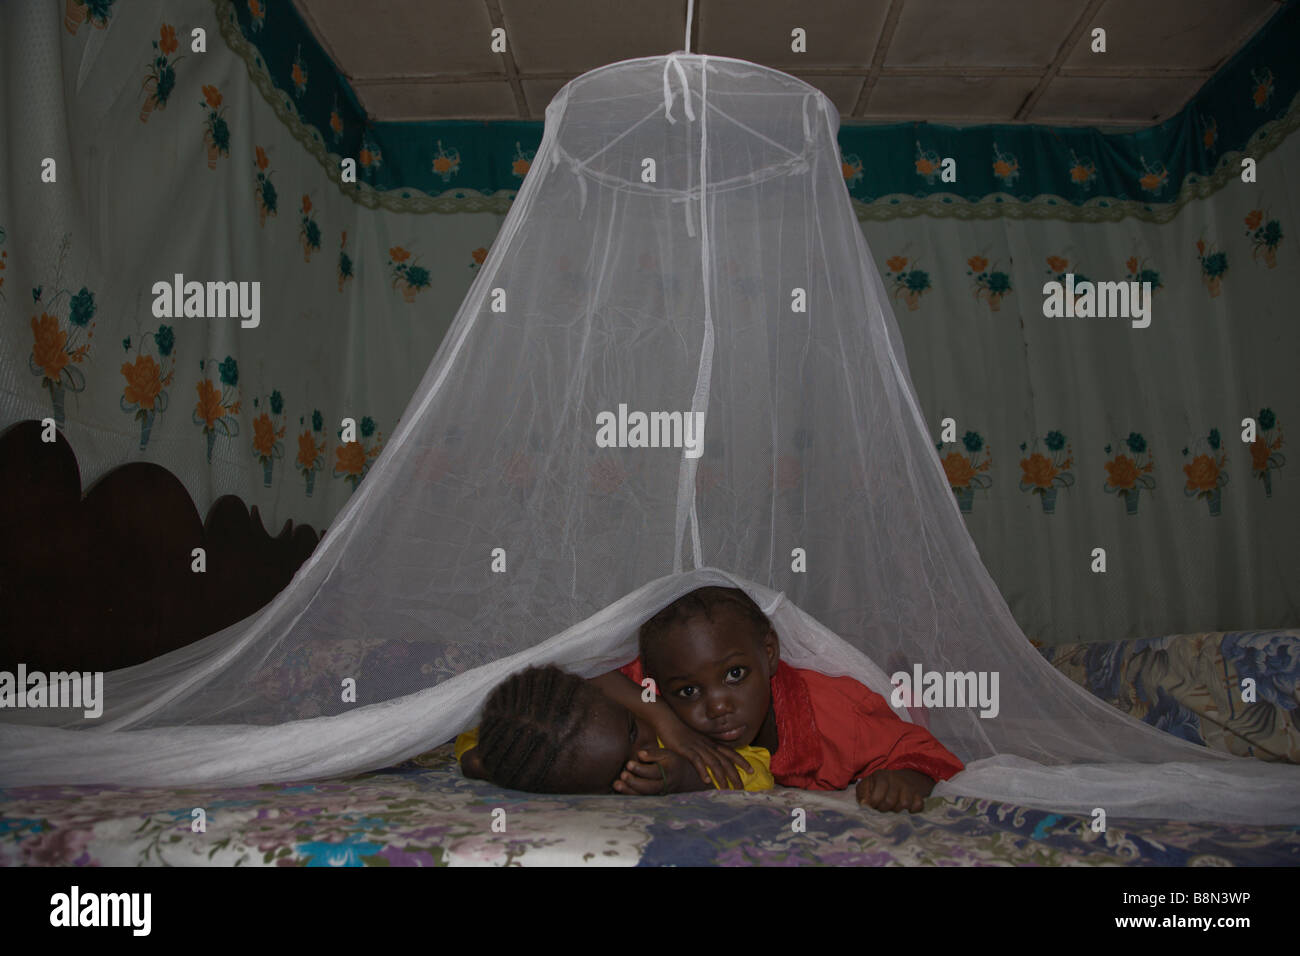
[5,628,1296,866]
[4,741,1298,866]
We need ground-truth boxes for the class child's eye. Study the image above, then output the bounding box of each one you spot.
[726,666,748,682]
[675,686,698,700]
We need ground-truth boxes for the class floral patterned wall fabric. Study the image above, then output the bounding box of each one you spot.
[860,145,1296,644]
[3,1,505,544]
[1,0,1295,645]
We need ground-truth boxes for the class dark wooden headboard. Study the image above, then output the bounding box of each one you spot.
[0,420,321,672]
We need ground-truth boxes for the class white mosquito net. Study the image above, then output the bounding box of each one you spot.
[2,53,1297,824]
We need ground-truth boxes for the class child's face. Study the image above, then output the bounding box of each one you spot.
[552,696,659,793]
[647,609,778,748]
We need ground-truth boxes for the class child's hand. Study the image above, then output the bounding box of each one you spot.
[460,747,488,780]
[652,717,751,790]
[613,748,702,796]
[856,769,934,813]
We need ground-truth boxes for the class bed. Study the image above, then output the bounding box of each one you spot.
[4,628,1297,867]
[3,425,1296,865]
[4,738,1297,867]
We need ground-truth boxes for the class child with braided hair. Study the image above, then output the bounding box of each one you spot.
[457,587,964,810]
[456,664,773,794]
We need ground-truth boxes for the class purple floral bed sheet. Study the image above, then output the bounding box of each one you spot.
[1038,630,1300,763]
[4,743,1298,867]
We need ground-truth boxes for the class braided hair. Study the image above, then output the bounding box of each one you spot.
[475,665,598,793]
[638,586,773,672]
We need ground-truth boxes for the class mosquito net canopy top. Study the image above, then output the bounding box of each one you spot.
[3,53,1297,824]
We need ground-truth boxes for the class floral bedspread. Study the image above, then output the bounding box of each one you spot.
[4,743,1298,866]
[1038,630,1300,763]
[5,630,1297,866]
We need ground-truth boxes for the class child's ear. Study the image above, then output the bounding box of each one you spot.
[762,628,780,673]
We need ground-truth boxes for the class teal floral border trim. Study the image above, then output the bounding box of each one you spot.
[851,88,1300,224]
[216,0,1299,221]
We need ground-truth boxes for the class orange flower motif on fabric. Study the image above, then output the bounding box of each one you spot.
[513,157,531,177]
[1250,439,1274,470]
[1244,209,1263,231]
[297,432,319,470]
[336,441,367,476]
[302,195,312,213]
[1105,455,1140,490]
[589,458,627,494]
[1196,239,1206,255]
[695,464,723,494]
[433,155,454,174]
[887,256,908,272]
[1020,453,1058,489]
[967,256,988,273]
[1139,170,1165,191]
[916,157,935,176]
[942,453,976,488]
[1126,256,1139,273]
[330,111,343,135]
[1069,164,1091,183]
[252,413,278,456]
[255,145,269,170]
[202,85,222,109]
[1046,256,1069,273]
[249,0,264,18]
[121,354,163,410]
[415,447,452,483]
[31,314,69,380]
[773,455,802,492]
[504,452,534,488]
[195,379,224,427]
[993,159,1016,178]
[159,24,178,56]
[1183,454,1220,491]
[291,63,306,88]
[1253,83,1269,107]
[472,248,488,265]
[389,247,411,263]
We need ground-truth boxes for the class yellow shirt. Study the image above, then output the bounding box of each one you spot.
[454,727,774,791]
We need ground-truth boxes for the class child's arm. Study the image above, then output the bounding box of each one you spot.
[590,670,751,789]
[841,677,965,784]
[613,748,712,795]
[849,689,961,812]
[796,671,963,811]
[461,747,488,780]
[454,729,488,779]
[856,768,933,812]
[615,746,774,795]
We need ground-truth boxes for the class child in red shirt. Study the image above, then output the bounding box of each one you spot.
[610,586,964,812]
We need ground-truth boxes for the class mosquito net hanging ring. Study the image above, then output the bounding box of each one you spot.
[568,157,589,218]
[662,53,695,124]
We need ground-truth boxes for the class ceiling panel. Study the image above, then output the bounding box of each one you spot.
[1063,0,1280,71]
[697,0,887,68]
[866,74,1041,122]
[1029,75,1200,124]
[886,0,1083,68]
[290,0,1285,126]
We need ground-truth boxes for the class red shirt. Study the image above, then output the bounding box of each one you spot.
[620,659,964,790]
